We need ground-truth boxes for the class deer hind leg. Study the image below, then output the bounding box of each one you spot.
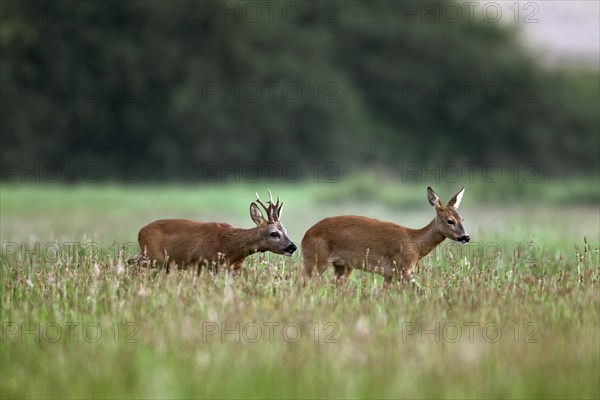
[135,237,168,267]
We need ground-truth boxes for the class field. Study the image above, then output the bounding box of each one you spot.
[1,180,599,399]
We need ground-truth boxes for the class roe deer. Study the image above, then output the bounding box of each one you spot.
[300,187,469,286]
[128,191,297,270]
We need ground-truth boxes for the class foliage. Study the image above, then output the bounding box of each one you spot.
[1,1,598,180]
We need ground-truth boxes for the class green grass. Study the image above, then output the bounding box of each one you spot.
[1,181,599,399]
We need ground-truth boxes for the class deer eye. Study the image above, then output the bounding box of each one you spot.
[270,232,280,238]
[447,220,455,225]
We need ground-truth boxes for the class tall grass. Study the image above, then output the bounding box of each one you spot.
[1,182,599,399]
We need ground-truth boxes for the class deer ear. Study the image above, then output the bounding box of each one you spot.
[250,203,265,225]
[427,187,443,208]
[447,187,465,209]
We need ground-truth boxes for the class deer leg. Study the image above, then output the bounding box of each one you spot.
[382,275,396,290]
[229,260,244,276]
[194,262,202,276]
[300,239,331,281]
[400,262,424,293]
[333,263,353,282]
[300,260,330,281]
[193,259,211,276]
[381,260,420,290]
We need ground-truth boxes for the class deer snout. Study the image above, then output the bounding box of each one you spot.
[457,235,470,243]
[284,243,297,255]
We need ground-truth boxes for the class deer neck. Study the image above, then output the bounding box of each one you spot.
[222,227,264,262]
[411,218,446,258]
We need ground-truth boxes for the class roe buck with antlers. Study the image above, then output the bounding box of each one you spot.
[300,187,470,286]
[128,191,297,270]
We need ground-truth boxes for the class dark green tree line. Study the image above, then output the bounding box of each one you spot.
[1,0,598,181]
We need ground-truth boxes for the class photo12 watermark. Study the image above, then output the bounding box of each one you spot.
[197,1,339,24]
[197,161,340,183]
[200,81,339,104]
[0,162,140,183]
[1,82,140,104]
[398,81,540,104]
[401,321,540,343]
[396,1,540,24]
[1,1,140,23]
[0,161,340,184]
[1,240,136,263]
[1,240,540,267]
[1,321,139,344]
[396,162,540,183]
[201,321,339,344]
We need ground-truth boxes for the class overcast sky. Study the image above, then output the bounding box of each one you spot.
[484,0,599,69]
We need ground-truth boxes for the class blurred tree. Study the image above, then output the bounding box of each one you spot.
[1,0,598,181]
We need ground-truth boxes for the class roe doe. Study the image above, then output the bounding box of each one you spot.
[300,187,469,286]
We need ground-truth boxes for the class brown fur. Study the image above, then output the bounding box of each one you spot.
[129,192,296,270]
[300,187,469,285]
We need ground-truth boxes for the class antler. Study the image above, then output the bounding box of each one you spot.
[255,190,283,222]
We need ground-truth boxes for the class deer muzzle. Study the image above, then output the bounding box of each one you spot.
[457,235,470,243]
[284,243,297,256]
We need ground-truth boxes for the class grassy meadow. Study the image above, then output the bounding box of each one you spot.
[1,179,599,399]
